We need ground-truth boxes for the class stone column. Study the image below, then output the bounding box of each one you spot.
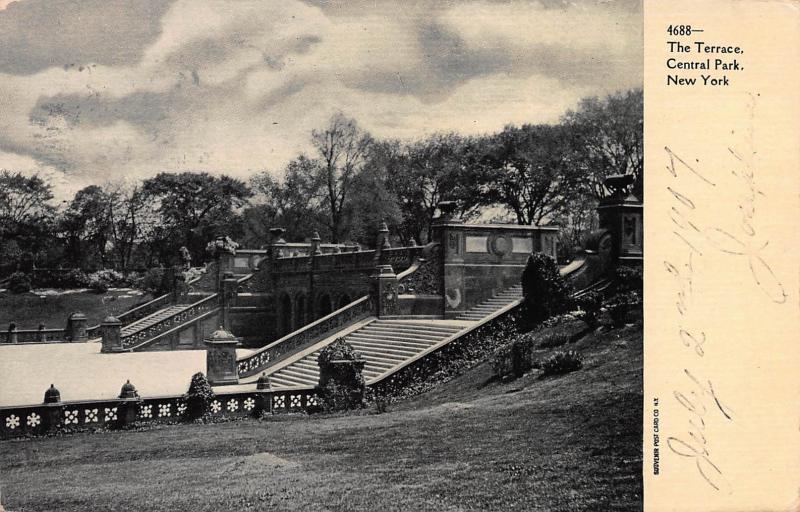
[596,174,643,265]
[373,265,398,318]
[205,328,240,386]
[100,316,123,353]
[66,312,88,342]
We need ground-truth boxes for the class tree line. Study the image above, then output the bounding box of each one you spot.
[0,89,641,274]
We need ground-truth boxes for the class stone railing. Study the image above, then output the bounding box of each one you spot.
[0,387,320,439]
[237,295,374,378]
[122,308,220,352]
[117,293,172,326]
[120,294,219,349]
[1,327,67,344]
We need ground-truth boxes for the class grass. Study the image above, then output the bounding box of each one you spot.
[0,321,642,511]
[0,289,152,330]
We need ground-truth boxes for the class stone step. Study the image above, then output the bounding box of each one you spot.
[346,333,439,347]
[270,372,314,387]
[280,367,318,380]
[373,321,461,333]
[357,327,450,340]
[347,343,420,358]
[347,337,431,351]
[354,350,408,364]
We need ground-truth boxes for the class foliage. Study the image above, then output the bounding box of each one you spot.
[138,268,167,294]
[476,124,585,225]
[317,338,366,412]
[604,291,641,328]
[574,291,604,329]
[317,337,363,366]
[491,333,536,379]
[540,351,584,377]
[87,276,109,294]
[563,88,643,199]
[614,265,643,294]
[8,271,32,294]
[184,372,215,420]
[519,253,572,330]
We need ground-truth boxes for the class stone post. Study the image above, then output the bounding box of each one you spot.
[205,327,240,386]
[100,315,123,353]
[596,174,643,265]
[42,384,62,430]
[66,312,88,342]
[220,272,238,330]
[269,227,287,259]
[373,265,398,318]
[255,373,272,415]
[310,231,322,256]
[7,323,17,344]
[117,380,142,427]
[37,323,46,343]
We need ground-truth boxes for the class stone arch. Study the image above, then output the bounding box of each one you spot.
[316,293,332,319]
[293,293,307,330]
[278,292,292,336]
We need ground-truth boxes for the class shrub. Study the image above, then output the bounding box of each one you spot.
[540,351,583,377]
[140,268,167,294]
[8,271,32,293]
[519,253,572,331]
[88,269,127,287]
[87,276,109,294]
[536,330,572,349]
[317,338,366,411]
[491,333,536,379]
[184,372,215,420]
[614,265,643,294]
[574,291,604,329]
[604,291,641,328]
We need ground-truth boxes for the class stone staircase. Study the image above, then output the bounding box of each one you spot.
[120,305,192,337]
[455,284,523,321]
[266,319,465,389]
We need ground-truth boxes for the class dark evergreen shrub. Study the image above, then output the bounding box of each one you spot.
[519,253,572,330]
[574,291,603,329]
[540,351,583,377]
[604,291,641,328]
[317,338,366,411]
[184,372,215,420]
[614,265,643,293]
[8,271,32,293]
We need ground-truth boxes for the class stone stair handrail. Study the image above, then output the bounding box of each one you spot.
[119,293,220,349]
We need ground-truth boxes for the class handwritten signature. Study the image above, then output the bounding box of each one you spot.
[662,138,787,493]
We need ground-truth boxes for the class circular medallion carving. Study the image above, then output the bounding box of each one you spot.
[488,234,512,257]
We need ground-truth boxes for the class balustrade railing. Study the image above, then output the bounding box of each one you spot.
[0,388,320,439]
[120,293,219,349]
[237,295,374,378]
[1,327,67,344]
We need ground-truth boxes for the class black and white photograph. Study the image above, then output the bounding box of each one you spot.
[0,1,645,510]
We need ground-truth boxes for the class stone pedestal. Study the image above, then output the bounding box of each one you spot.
[373,265,398,317]
[66,312,88,342]
[205,328,240,386]
[42,384,62,430]
[597,174,643,265]
[100,316,123,353]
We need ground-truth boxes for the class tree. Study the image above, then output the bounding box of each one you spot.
[311,113,372,243]
[476,124,584,226]
[387,133,484,244]
[243,158,327,246]
[140,172,253,263]
[563,88,643,199]
[0,170,55,270]
[60,185,113,268]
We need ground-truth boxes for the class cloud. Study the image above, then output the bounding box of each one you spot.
[0,0,642,199]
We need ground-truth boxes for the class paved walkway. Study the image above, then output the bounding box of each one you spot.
[0,342,244,407]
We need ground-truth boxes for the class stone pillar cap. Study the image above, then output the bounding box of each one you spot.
[44,383,61,404]
[102,315,121,324]
[206,327,239,343]
[69,312,87,320]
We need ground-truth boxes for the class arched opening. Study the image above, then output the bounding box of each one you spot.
[278,293,292,336]
[337,294,352,310]
[316,293,332,319]
[294,294,307,330]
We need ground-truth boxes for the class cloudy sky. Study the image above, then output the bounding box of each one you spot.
[0,0,642,199]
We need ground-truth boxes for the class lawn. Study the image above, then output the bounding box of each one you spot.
[0,289,153,330]
[0,322,642,511]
